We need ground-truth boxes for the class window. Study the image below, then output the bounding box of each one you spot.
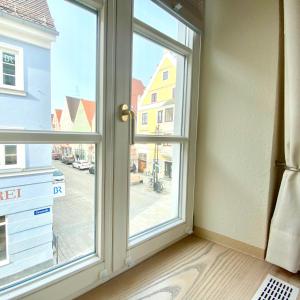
[157,110,163,123]
[163,70,168,80]
[0,0,201,297]
[5,145,17,165]
[0,216,7,266]
[0,44,24,93]
[165,107,174,122]
[142,112,148,125]
[3,53,15,86]
[151,92,157,103]
[0,144,25,169]
[0,0,99,295]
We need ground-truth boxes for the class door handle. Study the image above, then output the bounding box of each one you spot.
[119,104,135,145]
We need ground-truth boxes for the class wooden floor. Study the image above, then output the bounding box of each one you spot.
[78,236,300,300]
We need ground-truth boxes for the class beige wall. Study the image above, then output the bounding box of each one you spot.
[194,0,280,250]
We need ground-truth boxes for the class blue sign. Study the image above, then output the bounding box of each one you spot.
[34,208,50,215]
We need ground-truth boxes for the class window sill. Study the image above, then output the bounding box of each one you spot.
[0,87,26,97]
[0,167,53,177]
[128,218,185,248]
[0,259,9,267]
[0,254,101,299]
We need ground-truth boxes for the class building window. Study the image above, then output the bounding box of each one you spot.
[0,216,8,265]
[142,112,148,125]
[163,70,168,80]
[3,52,16,86]
[0,144,25,169]
[151,93,157,103]
[0,43,24,93]
[5,145,17,165]
[157,110,163,123]
[165,107,174,122]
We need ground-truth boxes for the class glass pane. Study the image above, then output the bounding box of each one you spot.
[3,75,15,86]
[0,1,97,132]
[134,0,190,46]
[0,226,6,262]
[132,34,185,136]
[3,63,15,76]
[129,143,181,237]
[3,53,15,65]
[0,143,96,289]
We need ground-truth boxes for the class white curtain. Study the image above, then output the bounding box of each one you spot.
[266,0,300,273]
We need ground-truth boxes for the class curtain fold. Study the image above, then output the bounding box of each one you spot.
[266,0,300,273]
[151,0,204,33]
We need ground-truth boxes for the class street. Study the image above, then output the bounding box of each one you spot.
[52,160,95,264]
[52,160,177,264]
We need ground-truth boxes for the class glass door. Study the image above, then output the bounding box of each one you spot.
[0,1,111,298]
[113,0,200,271]
[0,0,200,297]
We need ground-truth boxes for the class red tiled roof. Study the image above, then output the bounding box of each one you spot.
[0,0,56,31]
[131,79,145,113]
[81,99,96,128]
[55,109,62,123]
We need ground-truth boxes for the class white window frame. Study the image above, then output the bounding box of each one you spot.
[0,0,201,298]
[0,43,25,96]
[0,216,9,267]
[0,1,110,299]
[112,0,201,276]
[0,144,25,170]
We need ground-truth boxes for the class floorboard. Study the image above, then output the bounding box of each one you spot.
[77,236,300,300]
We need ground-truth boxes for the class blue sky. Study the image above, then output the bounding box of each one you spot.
[48,0,179,110]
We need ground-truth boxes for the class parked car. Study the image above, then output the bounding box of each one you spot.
[53,169,65,183]
[89,164,95,174]
[62,155,75,164]
[72,160,91,170]
[52,152,61,160]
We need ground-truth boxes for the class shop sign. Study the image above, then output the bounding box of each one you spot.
[0,188,21,201]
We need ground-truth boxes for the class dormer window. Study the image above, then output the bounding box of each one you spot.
[0,43,24,95]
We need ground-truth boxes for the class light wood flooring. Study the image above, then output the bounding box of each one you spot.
[78,235,300,300]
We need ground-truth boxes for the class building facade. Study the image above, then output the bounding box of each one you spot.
[135,52,176,178]
[0,1,57,281]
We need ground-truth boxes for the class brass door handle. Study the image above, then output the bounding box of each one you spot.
[119,104,135,145]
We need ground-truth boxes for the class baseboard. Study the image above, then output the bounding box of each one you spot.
[193,226,265,260]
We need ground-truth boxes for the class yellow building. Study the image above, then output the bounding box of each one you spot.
[135,51,177,178]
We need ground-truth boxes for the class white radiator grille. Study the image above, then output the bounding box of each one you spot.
[252,274,299,300]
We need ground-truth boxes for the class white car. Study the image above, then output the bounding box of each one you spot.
[72,160,91,170]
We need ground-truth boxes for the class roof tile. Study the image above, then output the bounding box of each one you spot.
[0,0,56,31]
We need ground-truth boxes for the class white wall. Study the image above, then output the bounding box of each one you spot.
[194,0,280,249]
